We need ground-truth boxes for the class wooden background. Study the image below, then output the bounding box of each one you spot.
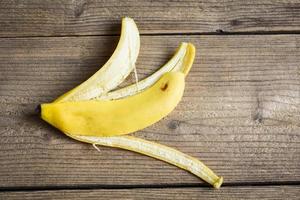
[0,0,299,199]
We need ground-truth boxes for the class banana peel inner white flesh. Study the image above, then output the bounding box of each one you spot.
[55,17,140,102]
[68,134,223,189]
[47,18,223,188]
[97,42,194,100]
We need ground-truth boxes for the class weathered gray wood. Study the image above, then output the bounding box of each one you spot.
[1,186,300,200]
[0,0,300,36]
[0,35,299,188]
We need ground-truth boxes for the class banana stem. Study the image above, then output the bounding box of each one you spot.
[68,133,223,189]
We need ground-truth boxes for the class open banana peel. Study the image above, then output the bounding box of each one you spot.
[39,17,223,188]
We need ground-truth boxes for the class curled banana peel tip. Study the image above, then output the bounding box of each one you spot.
[38,17,223,189]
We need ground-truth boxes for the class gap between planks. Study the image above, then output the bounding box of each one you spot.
[0,181,300,193]
[0,186,299,200]
[1,30,300,39]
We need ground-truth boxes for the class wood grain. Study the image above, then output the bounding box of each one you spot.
[0,35,299,188]
[0,0,300,37]
[1,186,300,200]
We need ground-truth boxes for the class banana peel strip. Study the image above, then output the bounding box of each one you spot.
[52,19,223,188]
[68,133,223,189]
[55,17,140,102]
[97,42,194,100]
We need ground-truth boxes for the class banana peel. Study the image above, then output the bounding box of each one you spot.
[39,18,223,188]
[70,134,223,189]
[55,17,140,102]
[41,72,185,137]
[98,42,195,100]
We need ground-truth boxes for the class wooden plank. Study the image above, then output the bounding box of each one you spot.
[0,35,299,188]
[0,0,300,37]
[1,186,299,200]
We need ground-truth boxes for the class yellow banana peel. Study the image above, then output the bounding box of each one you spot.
[41,72,185,137]
[99,42,195,100]
[39,17,223,188]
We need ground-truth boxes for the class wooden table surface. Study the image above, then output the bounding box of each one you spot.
[0,0,299,199]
